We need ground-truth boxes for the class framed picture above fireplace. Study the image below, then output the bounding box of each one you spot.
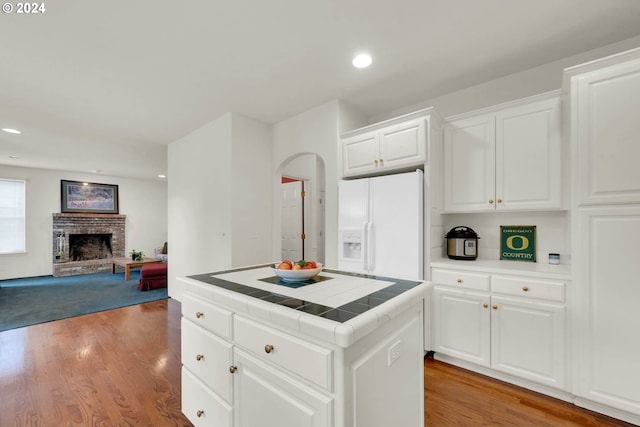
[61,180,119,214]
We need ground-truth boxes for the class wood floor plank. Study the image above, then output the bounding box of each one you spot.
[1,298,637,426]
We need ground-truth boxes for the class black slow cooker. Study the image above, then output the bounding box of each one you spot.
[446,226,479,260]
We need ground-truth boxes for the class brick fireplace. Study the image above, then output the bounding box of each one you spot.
[52,213,126,277]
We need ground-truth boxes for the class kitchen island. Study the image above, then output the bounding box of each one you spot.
[177,264,431,427]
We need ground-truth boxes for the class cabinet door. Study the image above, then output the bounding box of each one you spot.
[574,206,640,415]
[342,132,379,177]
[443,115,495,212]
[433,286,490,366]
[490,296,565,389]
[233,349,333,427]
[574,55,640,205]
[182,367,233,427]
[496,96,562,211]
[378,119,426,170]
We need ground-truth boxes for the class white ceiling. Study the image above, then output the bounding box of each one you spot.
[1,0,640,180]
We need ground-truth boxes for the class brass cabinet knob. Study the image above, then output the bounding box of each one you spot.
[379,158,384,163]
[492,305,498,310]
[264,344,274,354]
[497,198,503,203]
[522,286,529,292]
[374,159,379,165]
[489,199,494,204]
[197,410,204,418]
[196,354,204,361]
[196,311,204,319]
[229,365,238,374]
[483,304,489,308]
[456,278,463,283]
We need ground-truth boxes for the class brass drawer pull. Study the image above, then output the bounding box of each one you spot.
[483,304,488,308]
[456,278,463,283]
[197,410,204,417]
[492,305,498,310]
[522,286,529,292]
[265,344,274,354]
[196,354,204,361]
[229,365,238,374]
[196,311,204,319]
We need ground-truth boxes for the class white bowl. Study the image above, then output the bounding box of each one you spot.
[270,263,324,281]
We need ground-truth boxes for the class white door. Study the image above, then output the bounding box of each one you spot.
[491,295,565,389]
[574,206,640,415]
[281,181,303,261]
[233,349,333,427]
[378,119,425,169]
[433,286,491,367]
[496,96,562,211]
[369,170,423,280]
[342,132,379,177]
[443,114,496,212]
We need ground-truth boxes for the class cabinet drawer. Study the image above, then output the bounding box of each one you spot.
[182,293,233,340]
[491,276,565,302]
[233,315,333,391]
[182,367,232,427]
[181,318,233,403]
[432,269,490,291]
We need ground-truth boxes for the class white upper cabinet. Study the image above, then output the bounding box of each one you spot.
[566,51,640,205]
[341,108,439,178]
[443,92,562,213]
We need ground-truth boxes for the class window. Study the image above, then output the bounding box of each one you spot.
[0,179,26,254]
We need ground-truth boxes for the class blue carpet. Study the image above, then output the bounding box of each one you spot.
[0,271,168,332]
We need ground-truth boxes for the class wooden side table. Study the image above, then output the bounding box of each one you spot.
[111,257,162,280]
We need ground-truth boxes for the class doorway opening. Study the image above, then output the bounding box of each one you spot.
[277,154,326,264]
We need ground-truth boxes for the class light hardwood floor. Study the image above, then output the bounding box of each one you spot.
[0,299,635,426]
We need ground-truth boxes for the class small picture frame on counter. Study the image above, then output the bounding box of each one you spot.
[500,225,536,262]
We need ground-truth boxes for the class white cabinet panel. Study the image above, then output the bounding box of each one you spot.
[574,207,640,414]
[491,295,565,389]
[574,57,640,205]
[496,97,561,210]
[233,349,333,427]
[342,115,432,178]
[181,318,234,403]
[233,315,333,391]
[433,286,490,366]
[443,92,562,213]
[443,115,495,212]
[182,367,233,427]
[343,132,379,177]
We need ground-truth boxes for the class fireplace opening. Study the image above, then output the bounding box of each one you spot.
[69,233,113,261]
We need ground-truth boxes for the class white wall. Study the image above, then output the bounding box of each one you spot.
[168,113,233,299]
[167,112,272,300]
[371,35,640,122]
[0,165,167,280]
[231,114,273,267]
[272,100,341,268]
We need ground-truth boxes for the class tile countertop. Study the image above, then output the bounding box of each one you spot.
[179,264,431,348]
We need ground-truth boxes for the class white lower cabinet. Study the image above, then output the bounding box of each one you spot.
[432,268,567,391]
[181,286,425,427]
[233,349,333,427]
[491,295,565,389]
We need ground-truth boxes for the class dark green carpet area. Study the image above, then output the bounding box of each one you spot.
[0,271,168,332]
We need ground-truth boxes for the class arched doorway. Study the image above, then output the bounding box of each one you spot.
[276,153,326,264]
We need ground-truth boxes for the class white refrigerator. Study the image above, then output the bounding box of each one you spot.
[338,170,423,280]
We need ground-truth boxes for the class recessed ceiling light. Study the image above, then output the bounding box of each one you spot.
[352,53,372,68]
[2,128,21,134]
[158,174,166,178]
[8,155,19,159]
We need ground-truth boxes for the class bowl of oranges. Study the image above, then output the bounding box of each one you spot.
[271,260,323,281]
